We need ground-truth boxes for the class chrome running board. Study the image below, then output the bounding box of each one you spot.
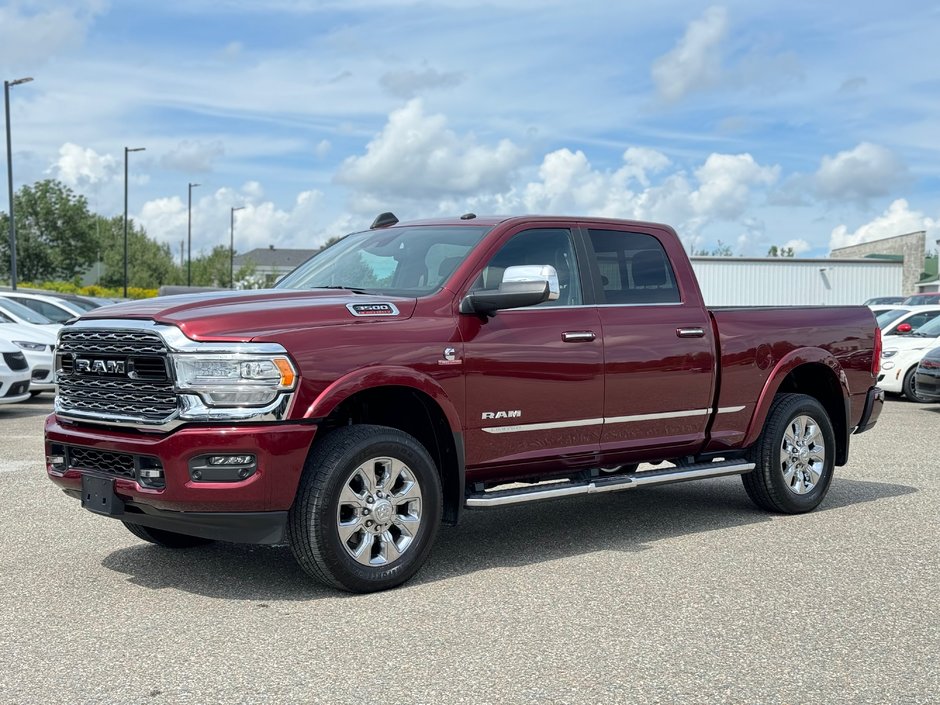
[464,460,755,508]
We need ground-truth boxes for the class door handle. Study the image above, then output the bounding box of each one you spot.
[562,331,596,342]
[676,327,705,338]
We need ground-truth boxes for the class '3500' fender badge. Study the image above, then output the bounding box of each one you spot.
[438,347,462,365]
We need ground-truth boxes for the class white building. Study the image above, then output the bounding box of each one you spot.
[691,256,902,306]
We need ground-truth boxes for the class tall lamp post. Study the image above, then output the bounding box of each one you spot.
[187,182,200,286]
[4,76,33,291]
[230,206,244,289]
[123,146,145,297]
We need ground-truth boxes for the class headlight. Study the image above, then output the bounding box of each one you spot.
[171,354,297,406]
[13,340,46,351]
[881,350,897,359]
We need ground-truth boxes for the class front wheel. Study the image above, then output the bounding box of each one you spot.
[903,368,931,403]
[743,393,836,514]
[287,424,442,593]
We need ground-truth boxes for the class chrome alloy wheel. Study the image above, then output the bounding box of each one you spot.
[779,414,826,495]
[335,456,423,566]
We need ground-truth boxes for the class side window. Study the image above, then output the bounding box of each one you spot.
[472,228,582,307]
[37,301,72,323]
[588,229,680,305]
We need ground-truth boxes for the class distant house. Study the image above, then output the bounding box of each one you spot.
[234,246,317,287]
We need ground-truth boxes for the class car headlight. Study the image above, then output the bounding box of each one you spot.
[170,354,297,406]
[881,350,898,359]
[13,340,46,352]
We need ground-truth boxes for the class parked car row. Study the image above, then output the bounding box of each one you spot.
[0,292,81,405]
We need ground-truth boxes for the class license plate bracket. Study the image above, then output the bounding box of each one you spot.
[81,475,125,516]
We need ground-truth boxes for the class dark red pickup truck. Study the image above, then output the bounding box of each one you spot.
[45,214,884,592]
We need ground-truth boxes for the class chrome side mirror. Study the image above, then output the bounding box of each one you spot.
[501,265,560,301]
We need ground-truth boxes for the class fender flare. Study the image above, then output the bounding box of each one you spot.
[742,348,849,449]
[302,366,463,433]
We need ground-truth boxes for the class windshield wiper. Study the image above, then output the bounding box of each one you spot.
[315,285,370,294]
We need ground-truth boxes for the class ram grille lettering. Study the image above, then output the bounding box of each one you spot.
[74,358,127,375]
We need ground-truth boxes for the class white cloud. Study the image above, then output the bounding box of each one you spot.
[690,153,779,219]
[815,142,907,202]
[829,199,938,250]
[462,147,778,244]
[315,139,332,158]
[651,6,728,103]
[335,99,526,205]
[135,183,337,255]
[782,238,811,255]
[0,2,103,68]
[160,140,225,173]
[51,142,119,187]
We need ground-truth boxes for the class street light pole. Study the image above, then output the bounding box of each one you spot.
[123,146,145,298]
[187,182,200,286]
[4,76,33,291]
[230,206,245,289]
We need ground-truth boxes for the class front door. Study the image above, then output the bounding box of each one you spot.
[458,225,604,480]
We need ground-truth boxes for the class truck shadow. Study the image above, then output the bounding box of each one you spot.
[100,476,915,601]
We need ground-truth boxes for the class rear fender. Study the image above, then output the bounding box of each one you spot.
[742,348,849,449]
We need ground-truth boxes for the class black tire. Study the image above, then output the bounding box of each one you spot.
[287,424,442,593]
[743,393,835,514]
[122,522,214,548]
[903,368,930,403]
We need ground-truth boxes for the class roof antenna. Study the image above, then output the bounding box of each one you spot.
[371,212,399,229]
[460,212,477,220]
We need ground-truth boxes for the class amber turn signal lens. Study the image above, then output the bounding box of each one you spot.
[274,357,296,388]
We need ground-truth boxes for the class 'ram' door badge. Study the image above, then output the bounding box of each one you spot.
[438,347,462,366]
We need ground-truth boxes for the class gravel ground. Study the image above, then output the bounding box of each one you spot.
[0,395,937,704]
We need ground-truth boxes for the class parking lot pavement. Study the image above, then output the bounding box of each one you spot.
[0,396,937,705]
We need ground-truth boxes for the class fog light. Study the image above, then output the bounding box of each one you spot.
[208,455,254,466]
[47,444,66,472]
[190,454,257,482]
[882,361,895,370]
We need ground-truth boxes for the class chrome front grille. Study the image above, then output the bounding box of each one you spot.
[56,329,177,424]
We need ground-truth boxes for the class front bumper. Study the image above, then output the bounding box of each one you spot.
[45,415,318,538]
[853,386,884,434]
[0,370,31,404]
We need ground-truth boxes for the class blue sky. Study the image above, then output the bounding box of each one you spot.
[1,0,938,258]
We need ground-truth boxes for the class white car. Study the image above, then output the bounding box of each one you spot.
[0,297,62,332]
[0,323,57,394]
[879,315,940,401]
[0,337,31,405]
[0,291,86,324]
[875,305,940,337]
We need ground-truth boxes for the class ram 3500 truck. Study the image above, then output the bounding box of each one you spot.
[45,214,884,592]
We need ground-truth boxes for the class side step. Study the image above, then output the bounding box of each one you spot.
[465,460,755,508]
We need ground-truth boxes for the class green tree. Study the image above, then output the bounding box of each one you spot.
[0,180,98,281]
[767,245,795,257]
[190,245,257,288]
[93,216,182,289]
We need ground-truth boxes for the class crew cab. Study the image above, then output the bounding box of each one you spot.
[45,214,884,592]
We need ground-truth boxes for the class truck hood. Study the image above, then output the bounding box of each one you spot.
[80,290,418,341]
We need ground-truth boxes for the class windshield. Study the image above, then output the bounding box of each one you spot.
[0,297,54,324]
[911,316,940,337]
[276,225,492,296]
[67,298,100,311]
[876,309,908,327]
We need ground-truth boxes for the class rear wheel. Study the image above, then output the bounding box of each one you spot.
[903,368,930,403]
[122,522,214,548]
[743,393,835,514]
[287,424,442,593]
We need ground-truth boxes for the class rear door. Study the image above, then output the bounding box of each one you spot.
[582,224,716,461]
